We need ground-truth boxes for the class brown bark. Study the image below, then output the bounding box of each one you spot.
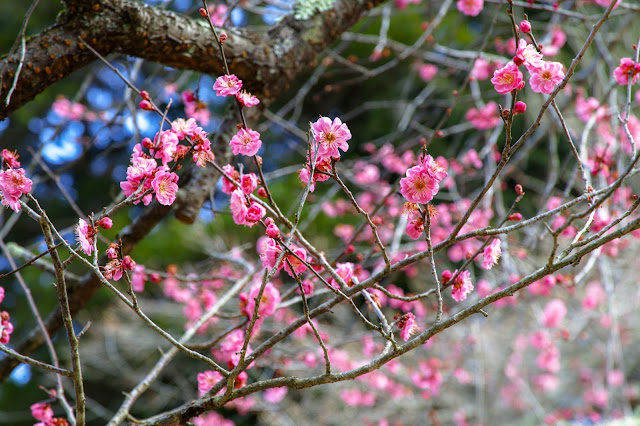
[1,0,386,120]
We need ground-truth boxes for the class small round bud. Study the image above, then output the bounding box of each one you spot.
[502,109,511,118]
[199,7,207,17]
[519,20,531,34]
[142,137,154,150]
[96,217,113,229]
[508,213,523,221]
[345,245,355,254]
[265,223,280,239]
[257,187,267,198]
[515,184,524,195]
[219,33,228,43]
[139,100,153,111]
[140,90,150,101]
[441,270,452,283]
[514,101,527,114]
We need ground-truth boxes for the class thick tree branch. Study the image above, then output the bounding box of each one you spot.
[1,0,387,120]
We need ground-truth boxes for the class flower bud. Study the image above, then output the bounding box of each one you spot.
[508,212,523,221]
[140,90,150,101]
[514,101,527,114]
[199,7,207,17]
[520,20,531,34]
[265,223,280,239]
[139,100,153,111]
[96,217,113,229]
[515,184,524,195]
[219,33,228,43]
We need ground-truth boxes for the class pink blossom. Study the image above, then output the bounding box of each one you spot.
[208,4,228,27]
[151,130,179,165]
[394,0,421,8]
[582,281,605,309]
[516,39,544,72]
[197,370,224,396]
[613,58,640,86]
[312,116,352,159]
[418,64,438,82]
[245,202,266,226]
[245,282,281,319]
[481,238,501,270]
[229,128,262,156]
[213,74,242,97]
[192,412,234,426]
[594,0,621,8]
[536,345,560,373]
[0,286,4,304]
[1,149,20,168]
[30,402,54,422]
[529,61,565,94]
[0,167,32,212]
[470,58,492,80]
[607,369,624,387]
[131,265,146,292]
[236,90,260,107]
[75,219,95,256]
[329,262,355,289]
[398,312,419,342]
[264,387,287,404]
[533,373,559,392]
[465,102,501,130]
[240,173,258,195]
[491,62,525,94]
[341,389,375,406]
[541,27,567,56]
[151,167,179,205]
[453,367,472,384]
[542,299,567,328]
[284,246,307,277]
[457,0,484,16]
[171,118,198,140]
[221,164,238,194]
[450,270,474,302]
[259,237,282,271]
[230,189,249,226]
[411,358,443,395]
[0,311,13,344]
[405,215,425,240]
[399,155,447,204]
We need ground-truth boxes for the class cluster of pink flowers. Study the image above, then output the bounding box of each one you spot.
[613,57,640,86]
[221,165,267,227]
[399,154,447,204]
[0,149,32,212]
[75,215,116,263]
[103,243,136,281]
[258,236,309,279]
[30,398,69,426]
[120,117,213,207]
[491,38,565,95]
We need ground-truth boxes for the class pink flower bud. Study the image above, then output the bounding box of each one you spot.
[123,255,136,271]
[515,184,524,195]
[520,20,531,34]
[140,90,150,101]
[199,7,207,17]
[257,187,267,198]
[139,100,153,111]
[264,217,275,226]
[219,33,228,43]
[142,137,154,149]
[508,213,523,221]
[96,217,113,229]
[441,270,452,283]
[514,101,527,114]
[266,223,280,239]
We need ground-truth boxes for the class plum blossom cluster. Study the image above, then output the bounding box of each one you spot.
[0,149,32,212]
[120,117,214,207]
[221,165,267,227]
[212,74,263,156]
[75,216,112,256]
[30,397,69,426]
[491,37,565,95]
[0,286,13,344]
